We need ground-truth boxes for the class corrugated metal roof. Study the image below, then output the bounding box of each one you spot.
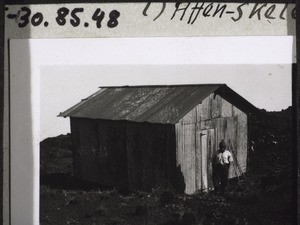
[59,84,256,124]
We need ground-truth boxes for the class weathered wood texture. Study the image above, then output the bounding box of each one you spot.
[71,118,176,191]
[70,93,248,194]
[71,118,128,187]
[176,94,248,194]
[126,122,176,191]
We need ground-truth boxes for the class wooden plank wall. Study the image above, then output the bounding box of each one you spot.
[71,118,128,187]
[70,92,247,193]
[71,117,101,182]
[100,120,128,187]
[127,123,176,191]
[175,93,248,194]
[72,118,176,191]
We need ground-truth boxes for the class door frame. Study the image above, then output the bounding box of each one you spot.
[196,127,216,192]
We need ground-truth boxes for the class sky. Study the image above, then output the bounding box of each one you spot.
[40,64,292,140]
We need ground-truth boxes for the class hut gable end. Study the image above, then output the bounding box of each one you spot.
[180,93,244,125]
[175,93,249,194]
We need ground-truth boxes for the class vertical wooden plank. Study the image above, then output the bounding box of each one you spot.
[126,122,142,190]
[207,129,215,190]
[151,123,170,190]
[175,122,182,167]
[176,121,186,193]
[138,123,144,189]
[167,124,177,187]
[78,119,88,179]
[216,117,225,144]
[183,124,189,193]
[191,125,196,194]
[150,123,169,190]
[225,117,237,178]
[106,121,128,187]
[181,107,198,193]
[121,122,129,187]
[175,123,179,166]
[126,122,133,189]
[198,96,211,121]
[182,107,197,124]
[96,120,111,184]
[182,123,187,192]
[221,98,233,117]
[140,123,152,190]
[70,118,80,175]
[237,113,248,173]
[195,123,202,191]
[183,123,196,194]
[196,104,201,122]
[78,119,100,183]
[166,125,174,184]
[211,94,221,119]
[89,119,101,181]
[201,130,208,191]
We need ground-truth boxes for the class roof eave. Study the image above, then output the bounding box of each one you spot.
[215,85,258,114]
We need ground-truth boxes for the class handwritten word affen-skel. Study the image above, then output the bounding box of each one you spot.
[171,2,295,24]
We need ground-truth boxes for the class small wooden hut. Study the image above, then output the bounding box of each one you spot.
[60,84,256,194]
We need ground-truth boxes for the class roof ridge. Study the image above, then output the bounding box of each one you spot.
[97,84,226,88]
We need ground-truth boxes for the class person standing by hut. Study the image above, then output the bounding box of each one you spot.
[212,140,233,194]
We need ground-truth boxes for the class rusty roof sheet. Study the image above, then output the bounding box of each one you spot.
[59,84,256,124]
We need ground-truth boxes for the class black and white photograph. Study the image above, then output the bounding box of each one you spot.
[5,16,296,224]
[37,62,294,224]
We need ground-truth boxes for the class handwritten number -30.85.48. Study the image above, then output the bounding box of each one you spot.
[56,7,120,28]
[17,7,120,28]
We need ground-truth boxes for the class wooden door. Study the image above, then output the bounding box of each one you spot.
[199,128,215,191]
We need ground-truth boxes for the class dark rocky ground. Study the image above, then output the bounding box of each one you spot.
[40,107,296,225]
